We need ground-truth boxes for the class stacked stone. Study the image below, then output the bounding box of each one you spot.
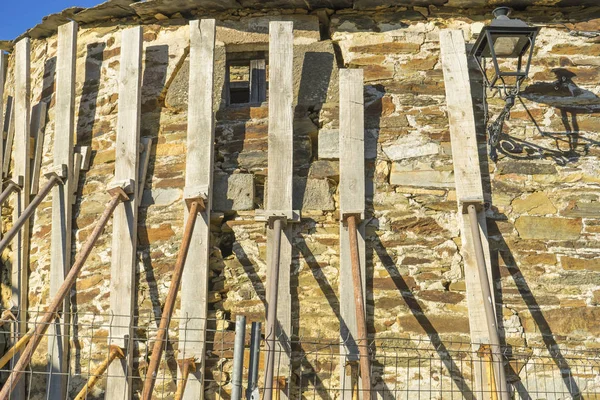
[0,3,599,398]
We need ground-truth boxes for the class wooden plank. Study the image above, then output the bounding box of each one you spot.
[266,21,294,393]
[106,26,143,400]
[177,19,216,400]
[338,68,367,400]
[3,102,14,177]
[10,37,31,400]
[249,59,266,104]
[47,21,77,400]
[440,29,495,398]
[30,102,48,195]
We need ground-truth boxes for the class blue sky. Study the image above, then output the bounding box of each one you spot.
[1,0,104,41]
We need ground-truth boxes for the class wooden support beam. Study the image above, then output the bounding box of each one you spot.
[177,19,216,400]
[264,21,294,400]
[10,37,31,400]
[440,29,508,400]
[47,21,77,400]
[105,26,143,400]
[338,68,368,400]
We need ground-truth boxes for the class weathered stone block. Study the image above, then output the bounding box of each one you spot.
[308,160,339,180]
[293,178,335,211]
[561,256,600,271]
[213,173,255,211]
[383,139,440,161]
[515,216,581,240]
[511,192,557,215]
[390,163,454,188]
[317,129,377,160]
[497,161,557,175]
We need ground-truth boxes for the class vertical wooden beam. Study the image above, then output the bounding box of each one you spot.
[177,19,216,400]
[440,29,501,399]
[339,68,367,400]
[47,21,77,400]
[10,37,30,400]
[265,21,294,396]
[106,26,143,400]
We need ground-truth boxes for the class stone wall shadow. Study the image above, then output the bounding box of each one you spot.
[135,44,169,390]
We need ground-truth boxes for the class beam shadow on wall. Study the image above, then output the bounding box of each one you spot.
[496,69,600,166]
[72,42,105,379]
[369,236,476,399]
[488,224,583,400]
[136,44,171,393]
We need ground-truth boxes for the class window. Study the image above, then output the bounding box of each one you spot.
[226,51,267,105]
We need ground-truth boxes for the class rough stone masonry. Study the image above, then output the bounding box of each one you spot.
[0,0,599,398]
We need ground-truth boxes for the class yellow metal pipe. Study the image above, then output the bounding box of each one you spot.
[174,358,196,400]
[0,329,34,370]
[74,345,125,400]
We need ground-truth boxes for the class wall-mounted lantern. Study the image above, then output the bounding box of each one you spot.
[470,7,541,161]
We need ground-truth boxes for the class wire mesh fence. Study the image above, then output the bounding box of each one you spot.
[0,309,598,399]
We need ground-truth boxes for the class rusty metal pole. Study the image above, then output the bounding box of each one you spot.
[174,357,196,400]
[0,189,128,400]
[74,345,125,400]
[467,204,509,400]
[0,181,21,205]
[264,217,284,400]
[346,214,372,400]
[141,199,203,400]
[0,173,61,253]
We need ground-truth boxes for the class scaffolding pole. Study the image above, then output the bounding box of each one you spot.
[346,215,372,399]
[0,187,128,399]
[0,179,21,205]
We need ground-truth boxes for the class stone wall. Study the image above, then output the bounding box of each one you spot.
[1,3,600,398]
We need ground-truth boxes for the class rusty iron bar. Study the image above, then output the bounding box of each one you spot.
[174,357,196,400]
[0,190,128,400]
[0,181,20,205]
[263,217,284,400]
[0,174,61,253]
[467,204,509,400]
[74,345,125,400]
[346,214,372,400]
[141,199,203,400]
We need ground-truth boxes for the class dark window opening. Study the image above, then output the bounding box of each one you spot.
[226,51,268,105]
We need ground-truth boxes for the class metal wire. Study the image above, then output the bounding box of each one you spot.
[0,309,599,399]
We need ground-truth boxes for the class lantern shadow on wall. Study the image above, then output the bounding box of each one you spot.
[505,68,600,165]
